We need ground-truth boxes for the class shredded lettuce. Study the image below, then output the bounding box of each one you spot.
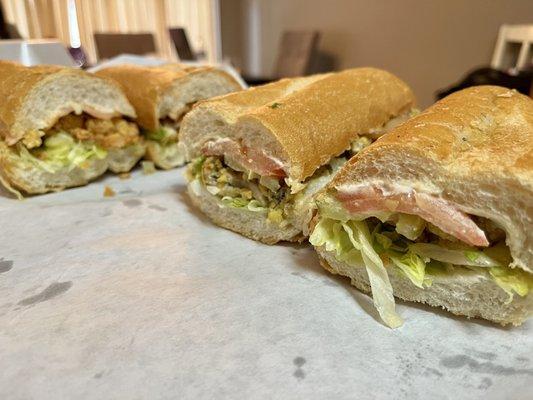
[221,196,267,213]
[310,208,532,327]
[19,132,107,173]
[189,156,206,179]
[409,243,502,268]
[315,195,353,222]
[489,267,533,302]
[310,218,404,328]
[145,126,178,144]
[388,250,431,289]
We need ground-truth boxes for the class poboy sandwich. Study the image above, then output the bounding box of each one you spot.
[310,86,533,327]
[0,61,141,196]
[96,64,242,170]
[180,68,416,244]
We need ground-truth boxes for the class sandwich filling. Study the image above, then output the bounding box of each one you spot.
[188,143,345,231]
[143,112,190,170]
[186,110,418,233]
[10,112,142,175]
[348,109,420,156]
[310,183,533,328]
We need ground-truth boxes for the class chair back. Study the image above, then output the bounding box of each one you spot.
[273,31,320,78]
[491,24,533,72]
[94,32,156,60]
[169,27,196,61]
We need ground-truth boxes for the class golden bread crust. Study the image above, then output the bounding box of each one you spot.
[96,64,242,131]
[182,68,415,181]
[0,61,134,145]
[332,85,532,187]
[247,68,415,180]
[96,65,188,131]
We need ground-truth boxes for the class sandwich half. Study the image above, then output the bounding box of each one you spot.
[96,64,242,170]
[310,85,533,327]
[180,68,416,244]
[0,61,141,196]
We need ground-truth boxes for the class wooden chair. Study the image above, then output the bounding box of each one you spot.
[168,28,196,61]
[491,24,533,72]
[5,23,21,39]
[93,32,156,60]
[273,31,320,78]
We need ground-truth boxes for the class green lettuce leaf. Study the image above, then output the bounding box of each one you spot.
[344,220,404,328]
[388,250,431,289]
[489,267,533,302]
[221,196,267,213]
[20,132,107,173]
[310,218,362,265]
[310,218,403,328]
[409,243,502,267]
[189,156,206,179]
[312,199,532,321]
[145,126,178,144]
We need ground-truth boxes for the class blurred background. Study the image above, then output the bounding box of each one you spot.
[1,0,532,107]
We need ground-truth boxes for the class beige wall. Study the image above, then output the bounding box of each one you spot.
[221,0,533,107]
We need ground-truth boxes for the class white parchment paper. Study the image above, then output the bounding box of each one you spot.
[0,169,532,400]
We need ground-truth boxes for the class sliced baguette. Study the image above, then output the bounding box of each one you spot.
[328,86,533,274]
[0,61,135,146]
[95,64,242,131]
[0,61,140,195]
[181,67,416,182]
[311,85,533,325]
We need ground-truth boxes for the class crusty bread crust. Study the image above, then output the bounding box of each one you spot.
[328,86,533,273]
[0,61,136,145]
[316,246,533,326]
[95,64,242,132]
[180,68,415,182]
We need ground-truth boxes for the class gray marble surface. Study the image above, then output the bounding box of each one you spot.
[1,169,531,400]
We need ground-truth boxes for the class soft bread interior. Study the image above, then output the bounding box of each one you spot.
[181,106,289,171]
[8,71,135,146]
[179,76,319,169]
[158,69,242,122]
[107,144,146,173]
[316,246,533,326]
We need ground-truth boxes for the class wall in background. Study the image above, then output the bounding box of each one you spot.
[220,0,533,107]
